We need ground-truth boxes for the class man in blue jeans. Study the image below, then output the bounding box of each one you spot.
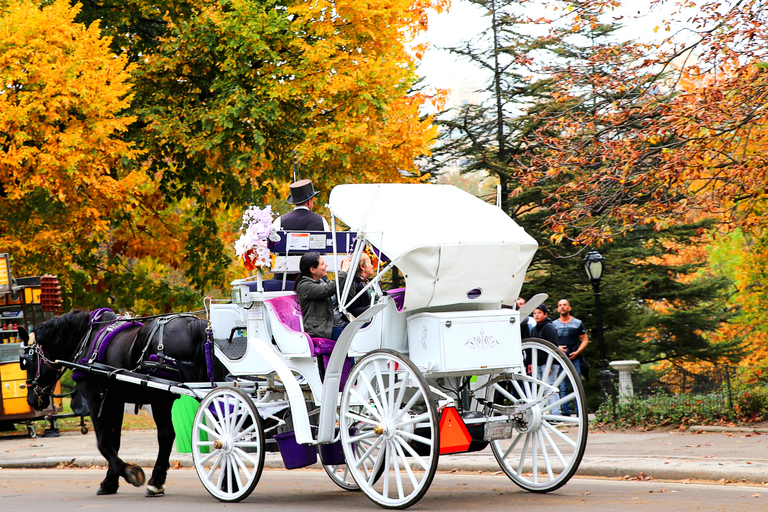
[553,299,589,416]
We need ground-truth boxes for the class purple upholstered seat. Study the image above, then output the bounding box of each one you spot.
[385,288,406,312]
[263,294,353,389]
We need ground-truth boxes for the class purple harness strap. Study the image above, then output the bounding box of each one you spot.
[73,311,143,381]
[94,321,142,362]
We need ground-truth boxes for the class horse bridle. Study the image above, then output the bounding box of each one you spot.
[21,333,66,400]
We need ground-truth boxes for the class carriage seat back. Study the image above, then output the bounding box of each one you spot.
[385,288,406,312]
[263,294,316,358]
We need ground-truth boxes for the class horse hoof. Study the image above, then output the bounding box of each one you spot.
[145,485,165,497]
[97,485,118,495]
[124,464,146,487]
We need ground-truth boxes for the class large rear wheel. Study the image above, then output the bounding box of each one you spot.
[340,350,439,509]
[191,386,265,502]
[488,338,588,492]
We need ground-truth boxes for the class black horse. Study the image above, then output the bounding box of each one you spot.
[21,309,218,497]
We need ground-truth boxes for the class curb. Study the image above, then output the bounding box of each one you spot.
[689,425,768,434]
[3,454,767,486]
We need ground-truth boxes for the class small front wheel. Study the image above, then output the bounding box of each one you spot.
[192,386,265,502]
[340,349,439,509]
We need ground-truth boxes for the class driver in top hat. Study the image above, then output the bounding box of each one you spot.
[272,179,330,231]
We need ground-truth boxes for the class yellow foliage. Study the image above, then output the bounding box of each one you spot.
[0,0,139,276]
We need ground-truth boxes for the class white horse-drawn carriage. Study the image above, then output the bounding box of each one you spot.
[190,183,588,508]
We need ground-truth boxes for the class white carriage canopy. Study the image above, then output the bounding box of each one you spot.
[328,184,538,311]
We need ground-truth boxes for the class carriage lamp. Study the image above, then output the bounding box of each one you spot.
[583,250,612,397]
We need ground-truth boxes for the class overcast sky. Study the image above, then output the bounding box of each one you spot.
[416,1,688,92]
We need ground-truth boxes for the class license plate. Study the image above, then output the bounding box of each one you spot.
[484,420,513,441]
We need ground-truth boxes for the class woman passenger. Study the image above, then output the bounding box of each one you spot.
[295,252,351,340]
[347,252,376,318]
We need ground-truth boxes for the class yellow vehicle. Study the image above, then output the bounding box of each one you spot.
[0,254,63,437]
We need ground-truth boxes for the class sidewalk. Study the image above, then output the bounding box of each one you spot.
[2,423,767,485]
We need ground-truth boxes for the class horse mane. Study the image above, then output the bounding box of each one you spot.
[34,310,92,360]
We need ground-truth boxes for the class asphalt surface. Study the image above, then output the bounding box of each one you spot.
[2,421,767,485]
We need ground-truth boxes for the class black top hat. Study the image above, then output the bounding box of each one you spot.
[287,179,320,205]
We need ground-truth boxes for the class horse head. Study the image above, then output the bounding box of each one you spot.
[21,310,91,411]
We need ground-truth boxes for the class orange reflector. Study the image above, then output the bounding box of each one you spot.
[438,407,473,454]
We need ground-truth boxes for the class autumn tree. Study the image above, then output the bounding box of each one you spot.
[2,0,448,313]
[0,0,139,284]
[73,0,448,292]
[426,0,739,384]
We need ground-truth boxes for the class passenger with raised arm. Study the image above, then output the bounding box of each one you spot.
[347,252,377,318]
[295,252,352,341]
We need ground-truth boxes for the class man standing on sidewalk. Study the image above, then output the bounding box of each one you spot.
[553,299,589,416]
[531,304,561,415]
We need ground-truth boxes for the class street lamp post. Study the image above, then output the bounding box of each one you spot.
[583,250,612,397]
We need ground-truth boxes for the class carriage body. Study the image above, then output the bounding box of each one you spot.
[192,184,588,507]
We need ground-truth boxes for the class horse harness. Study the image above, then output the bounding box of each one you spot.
[25,310,201,401]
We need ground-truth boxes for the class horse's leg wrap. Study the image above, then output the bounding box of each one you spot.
[123,463,146,487]
[145,484,165,497]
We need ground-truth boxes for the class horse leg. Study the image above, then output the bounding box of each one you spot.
[145,395,176,497]
[88,390,145,494]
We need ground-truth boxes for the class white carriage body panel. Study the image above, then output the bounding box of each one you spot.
[347,296,408,356]
[406,309,523,375]
[210,303,246,341]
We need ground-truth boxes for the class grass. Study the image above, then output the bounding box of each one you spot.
[4,396,157,436]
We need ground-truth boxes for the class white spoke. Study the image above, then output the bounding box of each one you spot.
[373,360,390,417]
[355,435,384,471]
[391,442,405,500]
[503,431,525,460]
[361,367,388,419]
[492,382,519,403]
[345,409,381,428]
[202,407,224,436]
[531,430,538,484]
[388,361,396,416]
[396,412,431,429]
[394,435,430,470]
[517,432,532,476]
[394,387,424,423]
[396,429,433,447]
[208,451,225,482]
[350,386,385,423]
[394,439,421,489]
[229,453,245,490]
[543,419,579,448]
[537,429,553,480]
[232,447,260,468]
[541,425,568,467]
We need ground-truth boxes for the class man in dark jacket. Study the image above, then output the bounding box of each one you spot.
[272,179,330,231]
[530,304,561,415]
[271,179,330,287]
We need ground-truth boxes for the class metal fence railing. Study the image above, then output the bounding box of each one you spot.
[598,365,768,425]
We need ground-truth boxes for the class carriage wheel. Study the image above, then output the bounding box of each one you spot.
[192,386,265,503]
[340,349,439,509]
[488,338,588,493]
[322,460,360,491]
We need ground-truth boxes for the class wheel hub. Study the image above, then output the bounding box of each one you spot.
[213,436,233,453]
[514,401,543,433]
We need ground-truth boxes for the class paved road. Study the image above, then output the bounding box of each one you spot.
[1,468,766,512]
[3,424,768,484]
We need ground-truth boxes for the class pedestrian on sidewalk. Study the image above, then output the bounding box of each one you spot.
[530,304,561,415]
[553,299,589,416]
